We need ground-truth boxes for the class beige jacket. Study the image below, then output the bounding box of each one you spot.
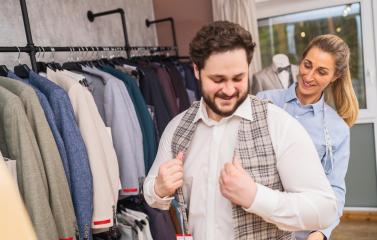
[47,69,120,229]
[0,151,37,240]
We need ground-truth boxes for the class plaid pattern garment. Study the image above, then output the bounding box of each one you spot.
[171,95,293,239]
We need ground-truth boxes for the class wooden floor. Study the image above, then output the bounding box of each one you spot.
[331,213,377,240]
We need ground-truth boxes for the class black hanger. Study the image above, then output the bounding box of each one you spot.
[13,47,30,78]
[0,65,9,77]
[62,61,82,71]
[36,61,47,73]
[53,62,63,71]
[14,64,30,78]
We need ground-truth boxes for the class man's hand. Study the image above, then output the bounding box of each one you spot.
[307,231,325,240]
[154,152,184,198]
[219,155,257,208]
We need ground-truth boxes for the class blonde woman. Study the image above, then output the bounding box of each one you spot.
[258,34,359,240]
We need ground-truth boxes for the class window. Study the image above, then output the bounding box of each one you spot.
[258,3,366,108]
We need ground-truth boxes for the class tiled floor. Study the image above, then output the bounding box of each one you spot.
[332,219,377,240]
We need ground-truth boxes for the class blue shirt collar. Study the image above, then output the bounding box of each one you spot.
[284,83,324,116]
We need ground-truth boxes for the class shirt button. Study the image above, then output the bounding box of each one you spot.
[295,115,299,119]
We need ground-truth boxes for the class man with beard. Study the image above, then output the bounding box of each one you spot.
[143,21,337,240]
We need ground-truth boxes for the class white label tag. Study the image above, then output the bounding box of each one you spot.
[176,234,193,240]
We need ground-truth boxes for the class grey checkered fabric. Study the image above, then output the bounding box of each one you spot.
[171,101,200,234]
[171,96,293,239]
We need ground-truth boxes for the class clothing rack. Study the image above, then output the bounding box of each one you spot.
[87,8,130,57]
[0,0,180,72]
[145,17,179,56]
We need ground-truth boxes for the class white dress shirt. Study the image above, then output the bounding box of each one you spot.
[144,97,337,240]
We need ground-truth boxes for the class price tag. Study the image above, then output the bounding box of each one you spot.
[176,234,193,240]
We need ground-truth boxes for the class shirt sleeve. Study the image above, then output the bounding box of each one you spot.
[143,112,183,209]
[244,103,337,231]
[319,131,350,239]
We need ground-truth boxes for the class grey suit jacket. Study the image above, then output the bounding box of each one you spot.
[251,64,298,95]
[0,77,76,240]
[0,85,59,240]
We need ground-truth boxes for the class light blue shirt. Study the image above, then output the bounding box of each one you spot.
[257,84,350,240]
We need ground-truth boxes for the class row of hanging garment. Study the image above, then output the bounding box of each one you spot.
[0,49,199,240]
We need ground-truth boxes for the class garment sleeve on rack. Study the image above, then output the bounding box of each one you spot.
[152,63,179,116]
[137,66,172,136]
[82,68,144,194]
[29,71,94,240]
[100,65,157,174]
[0,76,76,239]
[0,85,59,240]
[0,152,37,240]
[47,69,120,229]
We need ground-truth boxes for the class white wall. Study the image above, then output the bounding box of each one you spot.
[0,0,158,67]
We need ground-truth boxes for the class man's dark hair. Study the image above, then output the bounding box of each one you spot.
[189,21,256,70]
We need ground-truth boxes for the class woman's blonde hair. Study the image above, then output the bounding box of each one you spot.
[302,34,359,127]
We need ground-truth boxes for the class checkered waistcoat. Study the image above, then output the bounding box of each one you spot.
[171,95,293,240]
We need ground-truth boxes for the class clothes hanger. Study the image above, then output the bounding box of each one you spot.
[36,47,48,73]
[0,65,9,77]
[14,47,31,78]
[62,48,83,71]
[51,48,63,71]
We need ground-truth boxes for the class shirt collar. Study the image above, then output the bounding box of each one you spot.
[193,95,253,124]
[284,83,324,116]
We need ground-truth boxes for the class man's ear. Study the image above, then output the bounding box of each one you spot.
[193,63,200,80]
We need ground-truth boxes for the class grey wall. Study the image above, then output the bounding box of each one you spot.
[0,0,158,67]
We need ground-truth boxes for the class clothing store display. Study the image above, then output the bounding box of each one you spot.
[258,84,350,240]
[252,54,298,95]
[0,17,197,238]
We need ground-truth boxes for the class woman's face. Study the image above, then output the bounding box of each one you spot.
[297,47,338,103]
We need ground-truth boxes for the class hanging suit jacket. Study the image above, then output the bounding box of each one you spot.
[251,64,298,95]
[80,67,145,194]
[47,69,120,230]
[0,83,59,240]
[8,71,71,187]
[0,76,76,240]
[0,151,37,240]
[138,66,172,136]
[101,66,157,174]
[28,71,93,240]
